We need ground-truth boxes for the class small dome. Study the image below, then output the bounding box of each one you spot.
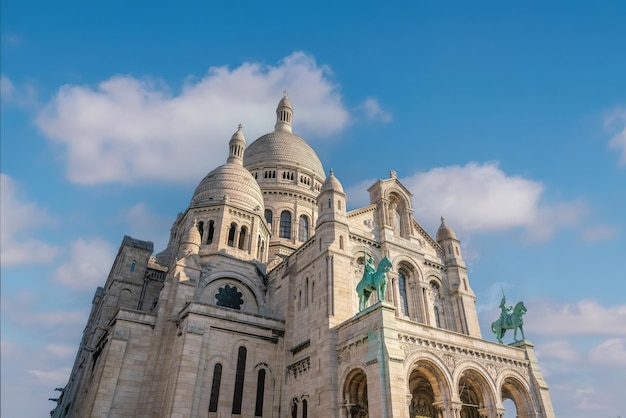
[181,220,201,246]
[190,164,263,212]
[436,217,458,241]
[320,169,344,194]
[278,94,292,109]
[191,126,264,212]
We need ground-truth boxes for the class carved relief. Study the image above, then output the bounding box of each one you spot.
[442,354,456,372]
[337,337,368,365]
[287,357,310,379]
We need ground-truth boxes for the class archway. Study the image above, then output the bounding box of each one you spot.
[408,369,435,418]
[501,375,535,418]
[407,359,451,418]
[343,368,368,418]
[457,369,496,418]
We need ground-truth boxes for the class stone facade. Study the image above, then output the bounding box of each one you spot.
[51,96,555,418]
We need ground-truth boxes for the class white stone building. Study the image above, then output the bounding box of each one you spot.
[51,96,555,418]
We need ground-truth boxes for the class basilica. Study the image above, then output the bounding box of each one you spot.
[51,95,555,418]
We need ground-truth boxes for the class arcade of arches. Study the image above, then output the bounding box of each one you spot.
[341,362,536,418]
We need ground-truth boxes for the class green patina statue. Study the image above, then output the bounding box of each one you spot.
[356,254,393,311]
[491,294,527,344]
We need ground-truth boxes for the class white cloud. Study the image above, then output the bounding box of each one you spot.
[403,162,544,233]
[581,224,618,242]
[0,174,60,266]
[535,340,581,362]
[588,338,626,367]
[346,163,587,241]
[36,52,351,185]
[359,98,392,122]
[53,237,115,289]
[525,300,626,336]
[606,108,626,166]
[120,203,171,251]
[1,74,38,108]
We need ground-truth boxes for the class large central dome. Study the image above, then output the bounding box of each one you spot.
[243,130,325,180]
[243,94,325,181]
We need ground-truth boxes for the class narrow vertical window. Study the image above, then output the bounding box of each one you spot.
[434,306,441,328]
[298,215,309,242]
[207,220,215,244]
[264,209,273,226]
[238,226,247,250]
[279,211,291,239]
[398,270,409,316]
[208,363,222,412]
[339,236,344,250]
[291,401,298,418]
[232,347,247,414]
[228,223,237,247]
[254,369,266,416]
[302,399,308,418]
[197,221,204,241]
[305,278,309,307]
[130,260,136,272]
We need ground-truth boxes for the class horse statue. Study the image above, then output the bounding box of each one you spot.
[356,256,393,311]
[491,299,527,344]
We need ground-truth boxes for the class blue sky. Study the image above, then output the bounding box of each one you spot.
[1,2,625,417]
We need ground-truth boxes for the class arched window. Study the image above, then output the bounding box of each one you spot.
[227,223,237,247]
[207,220,215,244]
[291,401,298,418]
[264,209,272,226]
[430,281,443,328]
[232,346,247,414]
[238,226,247,250]
[337,200,342,210]
[305,278,309,307]
[302,399,308,418]
[130,260,136,272]
[208,363,222,412]
[254,369,266,416]
[279,211,291,239]
[397,270,409,316]
[298,215,309,242]
[197,221,204,241]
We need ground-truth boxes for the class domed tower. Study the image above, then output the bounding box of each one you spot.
[316,169,349,256]
[436,217,465,268]
[244,94,326,262]
[181,125,270,264]
[435,217,481,337]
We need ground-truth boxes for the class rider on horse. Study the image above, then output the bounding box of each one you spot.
[499,296,512,326]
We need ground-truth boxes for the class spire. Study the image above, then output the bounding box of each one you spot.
[274,91,293,133]
[227,124,246,165]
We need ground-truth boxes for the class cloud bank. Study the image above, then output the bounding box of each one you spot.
[36,52,352,185]
[0,174,60,266]
[346,162,588,241]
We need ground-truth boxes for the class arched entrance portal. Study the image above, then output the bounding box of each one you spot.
[408,369,435,417]
[343,368,368,418]
[501,376,535,418]
[458,376,481,418]
[457,369,496,418]
[407,360,450,418]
